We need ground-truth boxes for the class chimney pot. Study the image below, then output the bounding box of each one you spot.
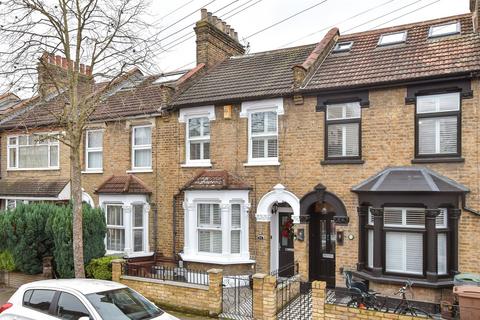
[80,64,85,74]
[48,54,55,64]
[54,55,61,66]
[226,24,231,35]
[85,65,92,76]
[61,57,68,69]
[207,11,212,23]
[234,31,238,40]
[222,21,227,33]
[201,8,208,20]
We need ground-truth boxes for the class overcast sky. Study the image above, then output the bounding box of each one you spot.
[143,0,469,74]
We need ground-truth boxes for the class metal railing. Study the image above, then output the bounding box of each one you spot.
[270,262,299,281]
[123,263,209,286]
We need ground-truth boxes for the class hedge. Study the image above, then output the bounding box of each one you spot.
[0,250,16,272]
[0,202,106,277]
[86,255,121,280]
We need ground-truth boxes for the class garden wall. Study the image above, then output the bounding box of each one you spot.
[112,259,223,317]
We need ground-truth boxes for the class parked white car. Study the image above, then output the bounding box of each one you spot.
[0,279,179,320]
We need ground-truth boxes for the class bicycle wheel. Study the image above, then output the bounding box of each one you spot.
[406,307,433,318]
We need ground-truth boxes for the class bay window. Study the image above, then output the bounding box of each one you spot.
[85,130,103,171]
[416,92,460,158]
[326,102,361,159]
[187,117,210,165]
[100,194,150,256]
[8,133,59,170]
[182,189,251,264]
[132,125,152,170]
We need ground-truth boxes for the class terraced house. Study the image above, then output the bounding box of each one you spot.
[2,1,480,305]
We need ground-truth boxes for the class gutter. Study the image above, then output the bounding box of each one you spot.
[462,194,480,216]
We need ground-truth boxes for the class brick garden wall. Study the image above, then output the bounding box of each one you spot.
[111,260,223,316]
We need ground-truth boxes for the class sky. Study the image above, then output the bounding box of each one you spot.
[143,0,470,74]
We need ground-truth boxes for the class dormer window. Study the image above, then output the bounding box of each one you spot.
[429,21,460,38]
[333,41,353,53]
[378,31,407,46]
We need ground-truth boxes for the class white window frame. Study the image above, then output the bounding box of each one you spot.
[428,21,460,38]
[230,203,242,255]
[105,204,126,253]
[99,194,151,257]
[6,199,28,210]
[131,125,152,172]
[85,129,103,172]
[7,133,60,171]
[240,98,284,166]
[197,202,222,254]
[378,31,407,46]
[186,117,211,167]
[383,207,425,229]
[181,189,252,264]
[131,202,147,253]
[325,102,361,159]
[178,105,215,168]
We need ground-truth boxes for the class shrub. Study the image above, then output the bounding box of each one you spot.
[48,203,106,278]
[0,250,16,272]
[2,203,55,274]
[86,256,121,280]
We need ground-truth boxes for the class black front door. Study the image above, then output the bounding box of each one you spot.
[278,212,294,277]
[309,211,336,287]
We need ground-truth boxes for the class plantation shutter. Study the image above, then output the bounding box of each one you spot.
[327,123,359,157]
[386,232,423,274]
[197,204,222,254]
[231,204,241,254]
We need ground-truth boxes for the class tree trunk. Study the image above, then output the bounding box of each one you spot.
[71,144,85,278]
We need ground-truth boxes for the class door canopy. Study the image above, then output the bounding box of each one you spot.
[256,184,300,223]
[300,183,349,225]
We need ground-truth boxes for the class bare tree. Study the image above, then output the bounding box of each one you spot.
[0,0,155,278]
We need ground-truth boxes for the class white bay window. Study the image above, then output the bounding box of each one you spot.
[8,133,59,170]
[100,194,150,257]
[182,189,252,264]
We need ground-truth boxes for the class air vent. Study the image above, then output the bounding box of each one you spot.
[378,31,407,46]
[429,21,460,38]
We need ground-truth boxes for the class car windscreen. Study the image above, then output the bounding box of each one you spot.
[86,288,163,320]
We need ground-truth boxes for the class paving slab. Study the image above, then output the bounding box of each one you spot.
[0,287,16,305]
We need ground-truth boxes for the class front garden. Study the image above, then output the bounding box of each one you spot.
[0,203,115,282]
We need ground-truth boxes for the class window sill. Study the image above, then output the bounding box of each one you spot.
[244,161,280,167]
[126,169,153,173]
[181,162,212,168]
[124,251,154,259]
[411,157,464,164]
[353,270,453,288]
[81,170,103,174]
[179,253,255,265]
[7,167,60,171]
[321,159,364,165]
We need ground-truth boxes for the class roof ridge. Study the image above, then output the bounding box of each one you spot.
[230,42,318,59]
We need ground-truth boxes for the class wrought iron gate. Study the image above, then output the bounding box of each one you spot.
[277,278,312,320]
[220,275,253,320]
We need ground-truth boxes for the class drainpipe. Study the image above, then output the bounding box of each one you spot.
[152,203,158,254]
[172,191,181,261]
[462,194,480,216]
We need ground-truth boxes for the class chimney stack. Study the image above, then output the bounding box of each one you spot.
[37,52,93,97]
[195,9,245,68]
[471,0,480,32]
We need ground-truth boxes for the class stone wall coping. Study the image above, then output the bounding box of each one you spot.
[312,280,326,289]
[121,275,209,291]
[206,268,223,274]
[252,273,267,279]
[111,259,126,264]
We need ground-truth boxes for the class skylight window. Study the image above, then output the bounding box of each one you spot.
[378,31,407,46]
[333,41,353,53]
[429,21,460,38]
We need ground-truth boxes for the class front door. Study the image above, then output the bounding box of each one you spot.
[278,212,294,277]
[309,211,336,287]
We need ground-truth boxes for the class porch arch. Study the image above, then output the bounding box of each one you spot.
[300,183,349,224]
[255,184,300,223]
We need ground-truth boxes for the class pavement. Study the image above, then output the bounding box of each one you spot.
[0,286,16,304]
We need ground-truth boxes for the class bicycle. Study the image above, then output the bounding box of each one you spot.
[392,280,432,318]
[344,271,387,311]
